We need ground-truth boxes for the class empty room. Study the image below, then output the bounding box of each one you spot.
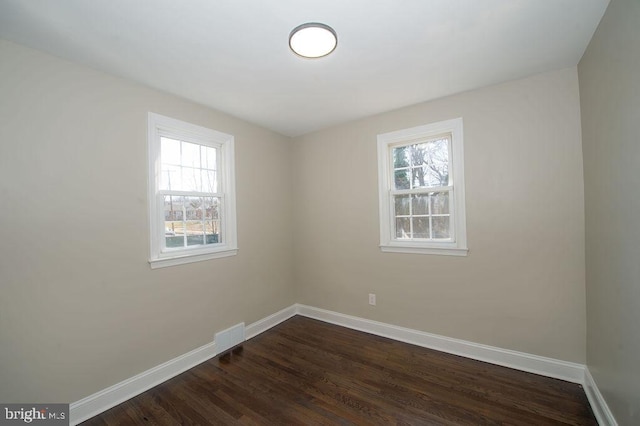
[0,0,638,425]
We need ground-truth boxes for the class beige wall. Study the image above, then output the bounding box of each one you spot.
[292,67,586,363]
[579,0,640,423]
[0,40,295,403]
[0,37,592,406]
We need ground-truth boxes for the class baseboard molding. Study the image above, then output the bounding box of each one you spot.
[296,304,586,384]
[70,304,296,425]
[584,368,618,426]
[71,303,614,425]
[297,304,622,424]
[69,340,217,425]
[245,304,297,340]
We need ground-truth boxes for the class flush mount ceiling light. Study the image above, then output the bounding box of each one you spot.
[289,22,337,58]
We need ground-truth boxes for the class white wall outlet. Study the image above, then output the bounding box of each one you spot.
[369,293,376,306]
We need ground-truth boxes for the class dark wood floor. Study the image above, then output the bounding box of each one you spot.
[82,316,596,425]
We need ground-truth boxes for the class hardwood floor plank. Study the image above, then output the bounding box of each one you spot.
[81,316,596,425]
[255,328,560,424]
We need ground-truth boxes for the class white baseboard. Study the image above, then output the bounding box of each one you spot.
[297,304,620,424]
[584,368,618,426]
[69,341,217,425]
[70,303,615,425]
[70,304,296,425]
[245,304,297,340]
[296,304,586,384]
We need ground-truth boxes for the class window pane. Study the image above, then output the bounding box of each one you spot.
[164,195,184,248]
[203,146,217,170]
[392,143,410,190]
[432,216,450,239]
[397,138,449,189]
[185,197,202,220]
[394,195,410,216]
[411,166,430,188]
[166,202,216,248]
[204,197,220,220]
[426,138,449,186]
[181,141,201,168]
[431,192,449,214]
[413,217,430,239]
[165,221,182,235]
[161,137,181,166]
[395,217,411,239]
[205,220,220,244]
[160,140,219,194]
[160,165,181,191]
[185,221,204,246]
[202,170,217,193]
[411,194,429,215]
[409,144,423,167]
[394,169,410,190]
[164,195,184,221]
[164,222,184,248]
[181,166,201,192]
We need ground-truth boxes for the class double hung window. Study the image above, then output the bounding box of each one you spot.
[148,113,237,268]
[377,118,467,256]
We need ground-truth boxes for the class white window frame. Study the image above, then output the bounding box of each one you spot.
[377,117,468,256]
[148,112,238,268]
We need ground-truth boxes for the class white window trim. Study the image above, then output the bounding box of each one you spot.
[148,112,238,269]
[377,117,468,256]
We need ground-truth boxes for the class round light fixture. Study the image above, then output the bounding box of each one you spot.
[289,23,337,58]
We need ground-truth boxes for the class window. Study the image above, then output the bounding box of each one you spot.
[148,113,237,268]
[377,118,467,256]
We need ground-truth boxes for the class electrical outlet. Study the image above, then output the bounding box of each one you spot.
[369,293,376,306]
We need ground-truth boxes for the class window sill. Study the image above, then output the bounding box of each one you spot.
[380,244,468,256]
[149,248,238,269]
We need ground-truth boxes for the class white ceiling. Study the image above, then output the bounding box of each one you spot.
[0,0,609,137]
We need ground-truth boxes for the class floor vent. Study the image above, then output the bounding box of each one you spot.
[215,322,245,354]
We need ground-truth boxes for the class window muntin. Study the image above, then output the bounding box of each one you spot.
[391,136,453,241]
[159,137,222,251]
[160,137,218,193]
[392,137,450,190]
[377,118,467,256]
[148,113,237,268]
